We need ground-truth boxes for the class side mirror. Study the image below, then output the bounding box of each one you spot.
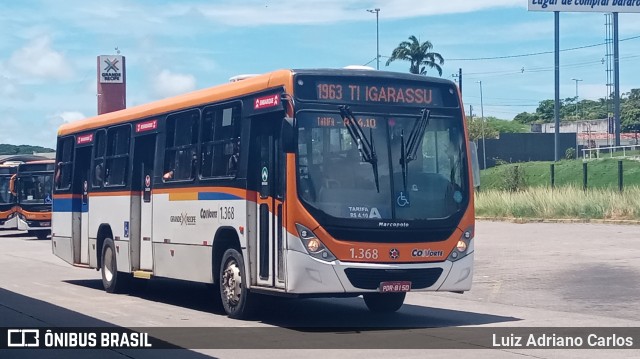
[281,117,296,153]
[469,141,480,188]
[9,174,16,196]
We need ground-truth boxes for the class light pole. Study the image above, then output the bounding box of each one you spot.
[367,8,380,70]
[571,78,583,119]
[477,80,487,169]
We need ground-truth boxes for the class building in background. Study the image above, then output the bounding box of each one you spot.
[531,119,639,148]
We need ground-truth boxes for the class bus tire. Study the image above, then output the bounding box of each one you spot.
[101,238,129,293]
[363,292,406,313]
[36,231,49,240]
[219,248,256,319]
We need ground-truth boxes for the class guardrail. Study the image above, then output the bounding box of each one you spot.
[582,144,640,160]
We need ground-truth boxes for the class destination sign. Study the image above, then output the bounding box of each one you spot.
[295,76,456,107]
[316,115,377,128]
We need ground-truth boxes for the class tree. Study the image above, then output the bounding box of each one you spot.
[385,35,444,76]
[535,99,556,122]
[621,94,640,133]
[513,112,539,124]
[467,117,498,142]
[486,117,528,134]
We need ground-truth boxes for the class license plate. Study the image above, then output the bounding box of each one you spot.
[40,222,50,227]
[379,281,411,293]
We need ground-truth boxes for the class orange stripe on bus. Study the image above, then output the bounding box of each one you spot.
[154,186,249,198]
[168,192,198,201]
[58,70,294,136]
[89,191,136,197]
[53,194,81,199]
[16,208,51,220]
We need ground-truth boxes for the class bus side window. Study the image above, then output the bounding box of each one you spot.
[55,137,74,190]
[200,104,241,178]
[164,110,199,182]
[93,130,106,188]
[104,125,130,186]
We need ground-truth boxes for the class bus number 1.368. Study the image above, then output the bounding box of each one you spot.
[349,248,379,259]
[220,206,234,220]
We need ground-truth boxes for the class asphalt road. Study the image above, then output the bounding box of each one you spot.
[0,221,639,358]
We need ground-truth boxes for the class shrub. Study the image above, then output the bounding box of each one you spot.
[565,147,576,160]
[501,165,527,192]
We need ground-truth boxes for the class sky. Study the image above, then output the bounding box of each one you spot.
[1,0,640,148]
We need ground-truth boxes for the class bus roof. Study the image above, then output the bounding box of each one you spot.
[58,69,294,137]
[58,68,456,137]
[18,160,55,173]
[22,160,55,165]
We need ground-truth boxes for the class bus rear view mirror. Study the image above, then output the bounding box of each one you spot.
[469,141,480,188]
[9,174,16,195]
[281,117,296,153]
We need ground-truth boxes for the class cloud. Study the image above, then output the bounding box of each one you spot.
[57,111,87,123]
[151,69,196,98]
[24,111,88,148]
[7,36,73,81]
[152,0,525,27]
[0,116,22,144]
[0,75,21,99]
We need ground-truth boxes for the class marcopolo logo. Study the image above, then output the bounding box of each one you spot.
[411,248,444,258]
[170,213,196,226]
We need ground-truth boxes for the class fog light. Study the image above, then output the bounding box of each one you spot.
[464,231,471,239]
[456,240,467,252]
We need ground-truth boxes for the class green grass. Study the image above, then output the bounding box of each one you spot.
[476,186,640,220]
[480,158,640,190]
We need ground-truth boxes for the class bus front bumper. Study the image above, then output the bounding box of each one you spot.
[17,218,51,231]
[0,216,17,229]
[284,249,474,294]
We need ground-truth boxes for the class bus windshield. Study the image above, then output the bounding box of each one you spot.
[0,176,11,204]
[296,110,467,222]
[17,174,53,204]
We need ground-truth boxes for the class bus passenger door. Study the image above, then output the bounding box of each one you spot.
[73,146,92,265]
[253,114,286,289]
[131,134,156,272]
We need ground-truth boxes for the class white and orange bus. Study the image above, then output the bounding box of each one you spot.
[0,164,18,230]
[52,68,475,319]
[14,160,55,239]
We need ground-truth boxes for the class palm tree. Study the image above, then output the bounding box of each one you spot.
[385,35,444,76]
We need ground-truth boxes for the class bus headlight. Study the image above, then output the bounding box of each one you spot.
[295,223,336,262]
[448,227,473,262]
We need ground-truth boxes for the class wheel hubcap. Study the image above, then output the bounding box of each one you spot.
[222,259,242,306]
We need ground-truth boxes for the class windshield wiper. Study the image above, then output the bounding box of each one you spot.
[400,108,431,192]
[339,105,380,192]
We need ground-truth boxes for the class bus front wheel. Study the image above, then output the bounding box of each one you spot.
[101,238,129,293]
[219,248,257,319]
[363,292,406,313]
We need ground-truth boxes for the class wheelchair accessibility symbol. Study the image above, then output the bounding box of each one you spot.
[396,191,410,207]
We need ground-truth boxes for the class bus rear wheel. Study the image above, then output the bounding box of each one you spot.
[363,292,406,313]
[101,238,129,293]
[219,248,256,319]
